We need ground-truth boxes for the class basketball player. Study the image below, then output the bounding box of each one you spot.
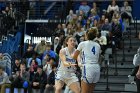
[73,27,101,93]
[55,36,80,93]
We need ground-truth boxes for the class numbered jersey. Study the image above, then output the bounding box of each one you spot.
[77,41,101,64]
[57,47,76,72]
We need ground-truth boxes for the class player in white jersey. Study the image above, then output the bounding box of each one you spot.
[55,36,80,93]
[73,27,101,93]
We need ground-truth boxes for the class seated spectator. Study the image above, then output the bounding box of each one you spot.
[74,23,85,44]
[10,63,30,93]
[111,18,122,49]
[52,37,62,55]
[69,14,78,27]
[27,53,41,67]
[23,44,37,59]
[42,54,51,66]
[121,1,132,23]
[84,19,91,31]
[12,58,20,74]
[34,39,47,56]
[107,0,119,22]
[93,19,99,28]
[0,66,11,93]
[31,65,47,93]
[101,18,111,31]
[62,24,67,36]
[43,57,56,76]
[44,65,57,93]
[2,5,14,17]
[95,32,107,55]
[42,44,56,60]
[66,10,74,24]
[54,24,65,37]
[0,53,6,72]
[77,15,86,27]
[99,15,105,28]
[29,59,38,82]
[65,23,75,36]
[78,1,90,17]
[89,9,100,23]
[90,2,100,14]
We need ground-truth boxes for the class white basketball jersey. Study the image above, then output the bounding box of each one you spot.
[77,41,101,64]
[57,47,76,72]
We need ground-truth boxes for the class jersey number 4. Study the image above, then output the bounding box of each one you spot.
[92,46,95,55]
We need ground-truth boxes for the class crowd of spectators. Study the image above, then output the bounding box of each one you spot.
[0,0,133,93]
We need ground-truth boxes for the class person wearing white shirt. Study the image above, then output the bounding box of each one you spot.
[73,27,101,93]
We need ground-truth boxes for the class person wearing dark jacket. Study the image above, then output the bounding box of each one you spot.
[23,44,37,59]
[44,65,57,93]
[10,63,30,93]
[32,65,47,93]
[12,58,20,74]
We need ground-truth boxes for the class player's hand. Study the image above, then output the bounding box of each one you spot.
[136,71,140,79]
[69,63,77,67]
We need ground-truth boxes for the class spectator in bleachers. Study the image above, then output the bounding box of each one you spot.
[29,59,38,72]
[84,19,91,31]
[34,39,47,57]
[42,54,50,66]
[107,0,119,22]
[66,10,74,24]
[92,19,99,28]
[78,1,90,17]
[70,14,78,27]
[28,59,38,87]
[77,10,86,20]
[98,15,105,30]
[0,65,11,93]
[65,23,75,36]
[101,18,111,31]
[62,24,67,36]
[42,44,56,60]
[111,18,122,49]
[95,32,107,55]
[2,5,14,17]
[12,58,20,74]
[23,44,37,59]
[100,18,111,41]
[74,23,85,44]
[43,57,56,78]
[0,53,6,72]
[52,37,62,55]
[89,9,100,23]
[44,64,57,93]
[121,1,132,23]
[27,53,41,68]
[10,63,30,93]
[54,24,65,37]
[90,2,100,15]
[59,31,66,48]
[31,65,47,93]
[99,15,105,25]
[113,12,125,32]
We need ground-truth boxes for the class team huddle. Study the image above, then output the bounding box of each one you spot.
[55,27,101,93]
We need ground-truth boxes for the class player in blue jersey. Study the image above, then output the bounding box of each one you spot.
[73,27,101,93]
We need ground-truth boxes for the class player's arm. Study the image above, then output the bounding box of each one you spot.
[59,49,76,67]
[73,42,83,60]
[73,50,80,60]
